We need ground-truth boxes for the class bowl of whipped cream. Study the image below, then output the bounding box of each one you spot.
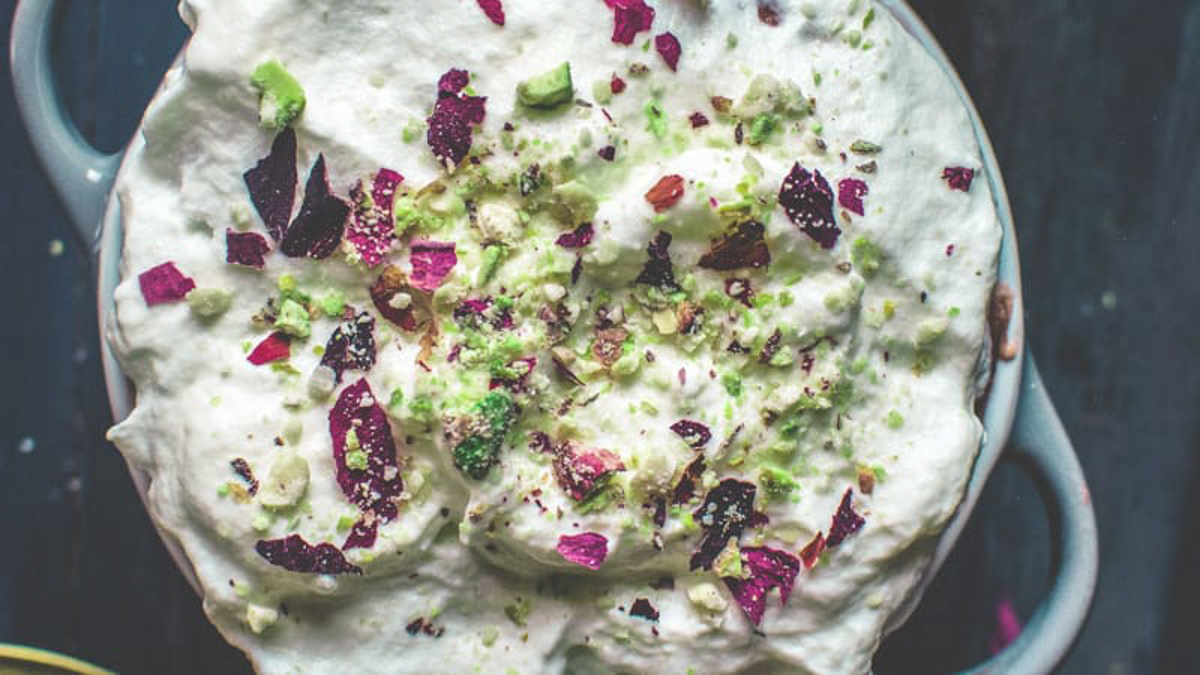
[12,1,1097,672]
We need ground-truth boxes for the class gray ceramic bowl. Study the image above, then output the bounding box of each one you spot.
[11,1,1098,672]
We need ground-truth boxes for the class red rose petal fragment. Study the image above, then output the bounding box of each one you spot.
[347,169,404,267]
[757,1,782,26]
[655,32,682,71]
[247,331,290,365]
[476,0,505,26]
[409,240,458,291]
[556,222,595,248]
[428,70,488,168]
[138,262,195,306]
[725,278,755,307]
[342,519,379,551]
[320,312,376,383]
[635,231,680,292]
[645,174,686,212]
[672,456,706,505]
[243,127,297,242]
[699,220,772,271]
[837,178,869,217]
[552,442,625,501]
[557,532,609,570]
[370,265,422,331]
[630,598,660,622]
[329,378,404,522]
[689,112,710,128]
[230,458,258,495]
[453,296,514,331]
[799,531,826,569]
[281,154,351,259]
[604,0,656,45]
[611,74,627,94]
[690,479,759,571]
[779,163,840,249]
[226,230,271,269]
[825,488,865,548]
[943,166,976,192]
[723,546,800,625]
[597,145,617,162]
[669,420,711,449]
[255,534,362,575]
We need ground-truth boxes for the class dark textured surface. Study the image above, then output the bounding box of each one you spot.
[1,1,1196,673]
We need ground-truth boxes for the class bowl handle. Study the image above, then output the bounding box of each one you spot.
[10,0,122,254]
[960,352,1098,674]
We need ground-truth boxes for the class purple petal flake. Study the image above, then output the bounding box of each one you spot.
[138,262,195,306]
[557,532,609,570]
[243,127,298,242]
[837,178,868,217]
[597,145,617,162]
[630,598,660,622]
[670,420,711,449]
[799,531,825,569]
[281,154,351,259]
[255,534,362,575]
[320,313,377,383]
[698,220,771,271]
[825,488,865,548]
[342,519,379,551]
[329,378,404,522]
[226,229,271,269]
[248,331,290,365]
[409,240,458,291]
[604,0,656,45]
[555,222,595,249]
[635,230,681,292]
[689,112,710,128]
[725,278,755,307]
[428,70,487,168]
[477,0,505,25]
[779,163,840,249]
[943,166,976,192]
[454,297,514,331]
[671,456,706,505]
[488,356,538,392]
[347,169,404,267]
[655,32,682,71]
[723,546,800,625]
[690,479,759,571]
[552,442,626,501]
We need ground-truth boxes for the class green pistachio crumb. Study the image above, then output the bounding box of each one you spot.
[258,451,310,509]
[847,29,863,48]
[746,114,779,146]
[863,8,876,29]
[482,626,499,647]
[851,237,883,276]
[345,448,368,471]
[250,60,306,129]
[722,373,743,398]
[274,299,311,339]
[187,288,232,321]
[850,139,882,154]
[883,300,896,320]
[317,291,345,318]
[645,100,668,139]
[726,32,739,49]
[886,410,904,429]
[504,597,532,627]
[948,306,961,317]
[517,62,574,109]
[760,466,798,497]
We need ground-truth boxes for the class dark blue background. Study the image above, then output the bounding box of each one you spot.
[2,1,1197,672]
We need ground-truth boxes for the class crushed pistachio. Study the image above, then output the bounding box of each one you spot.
[258,451,310,509]
[250,60,306,129]
[504,596,532,626]
[886,410,904,429]
[851,236,883,276]
[275,298,311,339]
[187,288,232,321]
[317,290,345,317]
[850,139,882,154]
[517,62,574,109]
[645,100,668,139]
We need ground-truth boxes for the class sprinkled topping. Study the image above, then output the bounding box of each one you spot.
[779,163,840,249]
[346,169,403,267]
[943,166,976,192]
[255,534,362,575]
[635,231,681,292]
[557,532,609,570]
[555,222,595,249]
[329,378,404,522]
[604,0,655,46]
[669,420,712,449]
[722,546,799,625]
[698,220,771,270]
[654,32,682,71]
[550,441,626,501]
[319,313,377,383]
[138,262,195,306]
[645,175,686,212]
[247,331,290,365]
[630,598,660,622]
[837,178,869,217]
[409,241,458,291]
[690,479,762,571]
[243,127,297,241]
[280,154,351,259]
[476,0,505,26]
[826,488,866,548]
[226,230,271,269]
[427,69,487,168]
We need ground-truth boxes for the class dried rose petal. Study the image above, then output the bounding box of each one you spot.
[611,74,627,94]
[699,220,771,271]
[329,378,404,521]
[438,69,470,96]
[723,546,800,625]
[645,175,686,212]
[943,166,976,192]
[670,420,711,449]
[370,265,431,332]
[799,531,826,569]
[453,296,514,331]
[689,112,710,128]
[243,127,297,241]
[655,32,681,71]
[255,534,362,575]
[779,163,840,249]
[635,231,680,291]
[838,178,868,217]
[552,441,625,501]
[247,331,290,365]
[281,154,351,259]
[556,222,595,248]
[408,240,458,291]
[342,519,378,551]
[825,488,865,548]
[476,0,505,26]
[630,598,660,622]
[604,0,655,45]
[347,169,403,267]
[759,328,783,364]
[557,532,609,570]
[672,456,706,505]
[226,230,271,269]
[757,1,781,26]
[593,326,629,367]
[138,262,195,306]
[597,146,617,162]
[428,70,487,168]
[690,479,759,571]
[725,278,755,307]
[320,313,376,383]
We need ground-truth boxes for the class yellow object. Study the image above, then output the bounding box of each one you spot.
[0,644,113,675]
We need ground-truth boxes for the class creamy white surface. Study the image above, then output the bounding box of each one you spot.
[106,1,1001,673]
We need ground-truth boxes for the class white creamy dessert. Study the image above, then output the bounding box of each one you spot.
[106,0,1001,673]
